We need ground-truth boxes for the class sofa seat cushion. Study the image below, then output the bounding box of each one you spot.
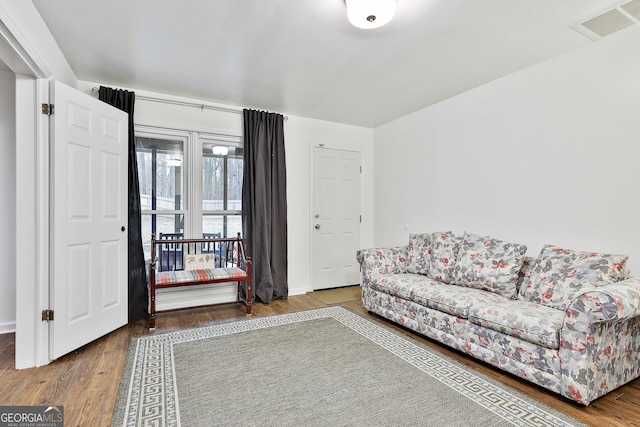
[411,281,507,319]
[368,273,432,300]
[452,232,528,298]
[519,245,629,310]
[468,299,565,349]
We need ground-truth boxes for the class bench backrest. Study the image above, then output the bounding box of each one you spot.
[151,233,247,272]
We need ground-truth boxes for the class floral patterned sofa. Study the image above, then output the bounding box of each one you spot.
[356,231,640,405]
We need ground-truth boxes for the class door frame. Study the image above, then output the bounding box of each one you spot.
[0,13,53,368]
[309,143,364,292]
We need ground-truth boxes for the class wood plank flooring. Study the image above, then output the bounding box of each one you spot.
[1,291,638,426]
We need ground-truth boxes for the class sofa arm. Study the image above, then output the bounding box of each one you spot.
[356,246,409,285]
[559,278,640,405]
[564,278,640,329]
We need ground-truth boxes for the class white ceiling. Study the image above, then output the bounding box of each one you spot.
[32,0,618,128]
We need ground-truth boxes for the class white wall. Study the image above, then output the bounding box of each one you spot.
[0,0,76,85]
[78,81,374,298]
[1,0,77,364]
[374,26,640,274]
[0,68,16,333]
[285,116,374,294]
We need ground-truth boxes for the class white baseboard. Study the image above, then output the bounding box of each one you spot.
[288,283,309,296]
[0,321,16,334]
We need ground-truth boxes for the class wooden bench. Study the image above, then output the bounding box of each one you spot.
[149,233,252,329]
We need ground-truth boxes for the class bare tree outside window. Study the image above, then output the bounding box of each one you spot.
[134,132,244,260]
[136,136,185,259]
[202,144,243,238]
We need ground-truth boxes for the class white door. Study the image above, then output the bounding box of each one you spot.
[312,147,361,290]
[49,80,128,359]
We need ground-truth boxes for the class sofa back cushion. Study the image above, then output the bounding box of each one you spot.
[406,231,461,283]
[407,233,432,275]
[518,245,629,310]
[515,256,535,295]
[425,231,461,284]
[452,232,528,298]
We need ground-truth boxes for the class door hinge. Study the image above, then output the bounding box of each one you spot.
[42,309,54,321]
[360,215,362,223]
[42,103,54,115]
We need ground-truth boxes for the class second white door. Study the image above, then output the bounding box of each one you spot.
[312,147,361,290]
[49,80,128,359]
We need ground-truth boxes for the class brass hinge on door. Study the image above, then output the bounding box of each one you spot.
[41,309,54,321]
[41,103,55,115]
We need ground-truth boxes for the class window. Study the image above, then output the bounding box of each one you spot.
[135,126,242,260]
[136,134,187,259]
[202,141,243,239]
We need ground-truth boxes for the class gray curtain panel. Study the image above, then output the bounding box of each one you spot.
[242,109,288,303]
[98,86,148,321]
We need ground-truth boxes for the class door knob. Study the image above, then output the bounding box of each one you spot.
[315,224,321,230]
[121,226,126,232]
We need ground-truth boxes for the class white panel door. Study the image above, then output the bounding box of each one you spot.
[312,147,361,290]
[50,80,128,359]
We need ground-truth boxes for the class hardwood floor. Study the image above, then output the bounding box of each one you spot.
[1,293,638,426]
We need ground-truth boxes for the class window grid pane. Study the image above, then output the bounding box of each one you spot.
[203,214,242,239]
[202,143,242,238]
[136,137,184,212]
[141,214,185,260]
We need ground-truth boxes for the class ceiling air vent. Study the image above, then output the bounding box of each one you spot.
[621,0,640,20]
[571,0,640,40]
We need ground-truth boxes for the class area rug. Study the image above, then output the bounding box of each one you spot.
[112,307,585,427]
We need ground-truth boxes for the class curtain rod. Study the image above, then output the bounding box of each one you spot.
[90,87,288,119]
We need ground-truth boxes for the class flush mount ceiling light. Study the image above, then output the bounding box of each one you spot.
[346,0,396,29]
[166,158,182,167]
[212,146,229,156]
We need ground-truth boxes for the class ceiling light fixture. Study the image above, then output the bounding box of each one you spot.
[346,0,396,29]
[212,146,229,156]
[167,158,182,167]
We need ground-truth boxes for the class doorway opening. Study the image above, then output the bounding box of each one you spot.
[0,63,16,336]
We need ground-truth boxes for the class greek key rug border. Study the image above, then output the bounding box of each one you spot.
[119,306,580,427]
